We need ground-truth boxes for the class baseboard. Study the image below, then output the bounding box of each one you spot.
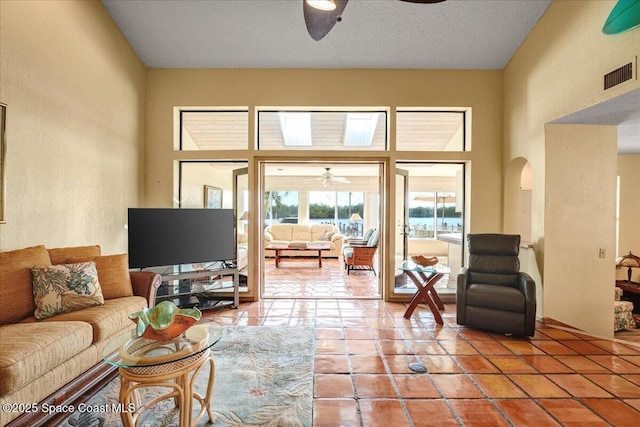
[542,317,584,332]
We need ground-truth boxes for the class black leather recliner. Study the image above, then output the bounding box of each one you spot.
[457,233,536,337]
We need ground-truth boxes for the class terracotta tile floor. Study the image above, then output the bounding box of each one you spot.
[200,298,640,426]
[263,257,382,298]
[204,258,640,425]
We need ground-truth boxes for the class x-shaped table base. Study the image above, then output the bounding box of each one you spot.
[403,270,445,324]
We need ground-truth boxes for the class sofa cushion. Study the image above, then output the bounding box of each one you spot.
[267,224,293,241]
[31,262,105,320]
[0,321,93,395]
[47,245,101,264]
[68,254,133,300]
[0,245,52,324]
[291,224,312,241]
[36,296,146,343]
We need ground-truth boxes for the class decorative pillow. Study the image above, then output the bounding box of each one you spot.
[320,231,335,241]
[31,262,105,320]
[68,254,133,300]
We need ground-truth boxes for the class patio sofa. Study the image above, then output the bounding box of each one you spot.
[264,223,344,258]
[0,244,160,426]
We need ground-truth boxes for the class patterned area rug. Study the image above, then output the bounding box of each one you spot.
[61,325,314,427]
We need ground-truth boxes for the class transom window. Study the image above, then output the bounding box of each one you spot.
[180,110,249,150]
[396,110,466,151]
[258,111,387,151]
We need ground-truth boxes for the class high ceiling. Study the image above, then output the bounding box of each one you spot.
[101,0,552,69]
[101,0,638,153]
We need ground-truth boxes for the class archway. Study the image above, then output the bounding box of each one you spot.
[504,157,542,319]
[504,157,532,243]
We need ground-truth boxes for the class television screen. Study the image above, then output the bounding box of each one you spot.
[128,208,235,269]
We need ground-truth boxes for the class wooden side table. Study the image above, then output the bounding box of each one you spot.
[399,261,449,324]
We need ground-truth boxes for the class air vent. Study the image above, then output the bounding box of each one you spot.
[604,62,633,90]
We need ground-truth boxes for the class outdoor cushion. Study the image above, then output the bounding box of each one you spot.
[343,247,354,259]
[367,229,380,247]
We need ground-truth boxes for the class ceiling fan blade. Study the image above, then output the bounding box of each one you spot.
[303,0,349,41]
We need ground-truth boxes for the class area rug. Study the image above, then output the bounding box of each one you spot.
[61,325,315,427]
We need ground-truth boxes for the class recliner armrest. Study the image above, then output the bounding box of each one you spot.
[517,272,536,302]
[456,267,471,324]
[518,271,537,336]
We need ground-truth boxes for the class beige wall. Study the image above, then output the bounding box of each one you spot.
[0,1,146,253]
[544,124,617,338]
[504,0,639,337]
[618,154,640,256]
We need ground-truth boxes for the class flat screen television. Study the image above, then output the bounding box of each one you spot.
[128,208,235,269]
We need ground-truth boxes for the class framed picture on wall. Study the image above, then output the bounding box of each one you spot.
[0,103,6,223]
[204,185,223,209]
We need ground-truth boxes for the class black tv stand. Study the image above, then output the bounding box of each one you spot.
[154,264,239,311]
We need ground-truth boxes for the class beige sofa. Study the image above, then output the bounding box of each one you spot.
[264,223,344,258]
[0,245,160,426]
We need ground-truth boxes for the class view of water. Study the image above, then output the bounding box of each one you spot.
[305,217,463,236]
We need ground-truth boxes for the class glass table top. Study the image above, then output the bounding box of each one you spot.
[397,260,451,274]
[103,325,224,369]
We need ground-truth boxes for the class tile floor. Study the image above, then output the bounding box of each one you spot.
[263,257,382,298]
[201,298,640,427]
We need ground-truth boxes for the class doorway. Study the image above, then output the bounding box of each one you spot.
[260,161,383,299]
[393,163,466,299]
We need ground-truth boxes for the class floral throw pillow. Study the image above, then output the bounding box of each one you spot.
[31,262,105,320]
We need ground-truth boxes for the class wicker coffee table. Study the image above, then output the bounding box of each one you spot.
[103,325,222,427]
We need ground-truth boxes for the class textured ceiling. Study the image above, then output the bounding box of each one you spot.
[102,0,637,153]
[101,0,552,69]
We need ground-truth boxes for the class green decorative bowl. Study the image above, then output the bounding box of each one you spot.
[129,301,202,341]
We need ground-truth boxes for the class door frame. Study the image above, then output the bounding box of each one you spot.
[256,158,388,299]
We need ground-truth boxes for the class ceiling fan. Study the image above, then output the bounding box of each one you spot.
[309,167,351,188]
[304,0,446,41]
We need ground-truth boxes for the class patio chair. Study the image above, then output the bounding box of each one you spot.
[457,233,536,336]
[343,229,379,275]
[344,227,376,247]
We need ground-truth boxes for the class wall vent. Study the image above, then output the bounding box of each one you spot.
[604,62,633,90]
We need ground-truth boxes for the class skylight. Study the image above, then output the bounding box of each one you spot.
[279,112,312,146]
[343,113,378,147]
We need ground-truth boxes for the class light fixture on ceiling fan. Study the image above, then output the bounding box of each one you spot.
[307,0,337,11]
[307,167,351,188]
[304,0,446,41]
[322,168,350,188]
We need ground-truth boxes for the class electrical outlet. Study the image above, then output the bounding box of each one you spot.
[599,248,606,258]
